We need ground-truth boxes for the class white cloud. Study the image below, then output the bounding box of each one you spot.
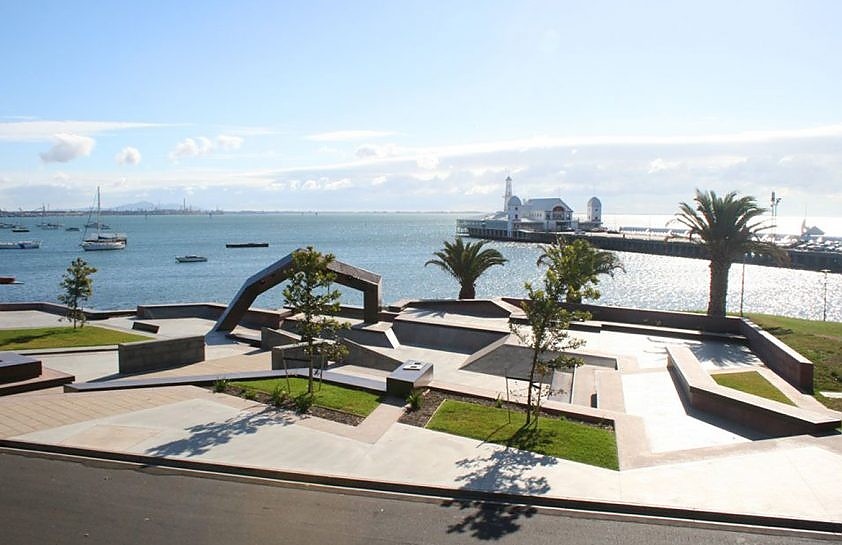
[0,120,168,141]
[465,184,498,195]
[307,130,395,142]
[170,134,245,161]
[302,179,321,190]
[648,158,680,173]
[416,155,440,169]
[324,178,352,191]
[371,176,387,186]
[115,146,141,165]
[216,134,243,151]
[39,133,95,163]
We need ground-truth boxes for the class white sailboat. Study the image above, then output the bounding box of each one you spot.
[81,187,125,251]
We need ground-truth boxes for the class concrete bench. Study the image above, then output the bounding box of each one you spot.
[386,360,433,398]
[132,321,160,334]
[666,345,840,436]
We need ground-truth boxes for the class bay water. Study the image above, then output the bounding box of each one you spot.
[1,212,839,322]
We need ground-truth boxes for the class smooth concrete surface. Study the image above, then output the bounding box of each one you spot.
[3,306,842,526]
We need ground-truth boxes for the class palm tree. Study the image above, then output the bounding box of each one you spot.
[425,238,507,299]
[536,238,624,303]
[674,189,786,317]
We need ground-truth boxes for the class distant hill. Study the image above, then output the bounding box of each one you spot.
[108,201,185,211]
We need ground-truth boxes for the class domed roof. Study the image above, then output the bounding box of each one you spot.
[508,195,522,208]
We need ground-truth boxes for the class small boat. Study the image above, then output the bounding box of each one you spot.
[11,226,29,233]
[81,239,126,251]
[176,255,208,263]
[226,242,269,248]
[0,240,40,249]
[0,276,15,284]
[65,226,80,232]
[38,222,62,230]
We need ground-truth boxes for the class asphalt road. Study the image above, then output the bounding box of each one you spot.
[0,449,835,545]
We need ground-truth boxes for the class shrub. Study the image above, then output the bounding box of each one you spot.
[407,389,423,412]
[243,389,257,401]
[294,392,314,413]
[213,378,229,393]
[495,393,503,409]
[271,383,289,407]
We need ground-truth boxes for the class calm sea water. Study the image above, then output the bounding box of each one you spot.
[1,213,840,322]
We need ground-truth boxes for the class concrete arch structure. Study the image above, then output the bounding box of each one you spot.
[213,249,382,332]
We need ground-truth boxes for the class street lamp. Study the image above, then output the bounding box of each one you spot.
[821,269,831,322]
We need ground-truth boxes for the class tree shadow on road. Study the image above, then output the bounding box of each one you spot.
[145,407,295,458]
[441,446,558,540]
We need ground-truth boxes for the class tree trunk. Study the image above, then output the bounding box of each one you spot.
[707,260,731,317]
[458,283,475,299]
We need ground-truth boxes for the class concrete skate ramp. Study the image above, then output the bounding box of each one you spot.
[340,322,399,349]
[214,250,382,332]
[342,338,404,372]
[391,318,508,354]
[406,299,515,318]
[462,342,618,381]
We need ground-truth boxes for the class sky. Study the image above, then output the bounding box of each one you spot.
[1,0,842,215]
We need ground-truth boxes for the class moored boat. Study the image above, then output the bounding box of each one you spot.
[0,276,15,284]
[176,255,208,263]
[81,187,125,251]
[81,239,126,251]
[0,240,41,249]
[225,242,269,248]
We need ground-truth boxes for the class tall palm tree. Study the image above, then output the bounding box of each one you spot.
[536,238,624,303]
[674,189,786,317]
[425,238,507,299]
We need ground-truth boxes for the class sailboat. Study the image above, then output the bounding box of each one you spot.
[81,187,126,251]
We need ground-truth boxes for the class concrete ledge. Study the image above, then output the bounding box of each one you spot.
[0,352,41,383]
[65,366,385,393]
[666,345,840,436]
[342,338,403,372]
[131,321,159,334]
[392,317,508,354]
[740,319,815,392]
[0,302,134,320]
[0,367,75,395]
[118,335,205,375]
[386,360,433,397]
[260,327,300,350]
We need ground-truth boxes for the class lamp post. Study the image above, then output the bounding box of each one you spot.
[821,269,831,322]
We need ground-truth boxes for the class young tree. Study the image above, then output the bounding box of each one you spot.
[282,246,348,395]
[674,189,786,316]
[536,238,624,304]
[511,265,588,427]
[425,238,507,299]
[58,257,97,328]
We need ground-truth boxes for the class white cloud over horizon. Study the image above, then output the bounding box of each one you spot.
[115,146,142,165]
[39,133,95,163]
[0,120,169,141]
[169,134,244,161]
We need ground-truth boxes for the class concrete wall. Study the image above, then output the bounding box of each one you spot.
[502,298,741,334]
[260,327,300,350]
[406,299,512,318]
[270,342,316,370]
[118,336,205,375]
[342,338,404,372]
[0,302,134,320]
[667,345,838,436]
[739,320,815,392]
[138,303,283,329]
[391,319,508,354]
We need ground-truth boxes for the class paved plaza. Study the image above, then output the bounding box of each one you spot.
[1,308,841,528]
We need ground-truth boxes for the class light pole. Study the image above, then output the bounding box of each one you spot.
[821,269,831,322]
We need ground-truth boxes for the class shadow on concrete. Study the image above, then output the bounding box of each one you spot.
[688,341,757,369]
[145,407,294,458]
[441,447,557,540]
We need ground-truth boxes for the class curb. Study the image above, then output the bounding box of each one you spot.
[1,439,839,537]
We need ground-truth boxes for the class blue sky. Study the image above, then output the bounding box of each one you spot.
[2,1,842,215]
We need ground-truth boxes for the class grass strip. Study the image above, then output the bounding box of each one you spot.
[712,370,795,406]
[0,326,150,350]
[748,313,842,411]
[231,377,381,417]
[427,400,618,470]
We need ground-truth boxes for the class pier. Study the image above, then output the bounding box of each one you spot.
[457,222,842,274]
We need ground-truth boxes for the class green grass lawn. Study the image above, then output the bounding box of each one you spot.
[0,326,150,350]
[426,400,618,470]
[711,370,795,405]
[231,377,382,417]
[747,313,842,411]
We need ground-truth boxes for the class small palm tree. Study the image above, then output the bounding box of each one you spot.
[425,238,507,299]
[536,238,624,304]
[674,189,786,317]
